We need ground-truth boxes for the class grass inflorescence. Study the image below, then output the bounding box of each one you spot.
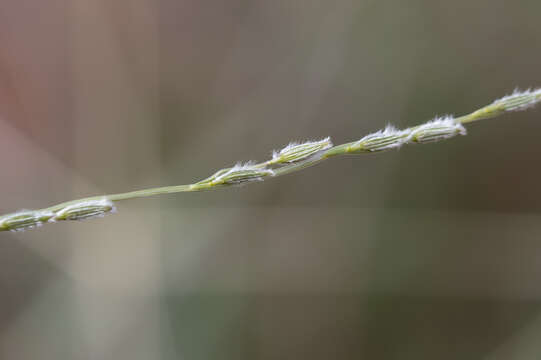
[1,88,540,232]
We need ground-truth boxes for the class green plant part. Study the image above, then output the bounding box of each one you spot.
[2,88,540,232]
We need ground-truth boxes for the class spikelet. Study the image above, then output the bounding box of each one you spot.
[194,162,274,188]
[271,137,333,164]
[466,88,541,122]
[410,116,466,143]
[53,198,116,221]
[0,210,54,232]
[212,163,274,185]
[492,88,541,112]
[350,125,410,153]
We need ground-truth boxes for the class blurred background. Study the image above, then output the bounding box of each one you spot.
[0,0,541,359]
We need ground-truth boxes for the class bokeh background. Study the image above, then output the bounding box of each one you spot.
[1,0,541,359]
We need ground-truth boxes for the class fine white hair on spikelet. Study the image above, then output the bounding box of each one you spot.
[0,210,54,232]
[491,88,541,112]
[272,137,333,164]
[355,125,411,152]
[53,198,116,221]
[410,116,466,143]
[211,162,274,185]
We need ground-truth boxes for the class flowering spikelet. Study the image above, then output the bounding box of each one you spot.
[200,163,274,186]
[271,137,333,164]
[0,210,54,232]
[353,125,410,152]
[410,116,466,143]
[467,88,541,122]
[492,88,541,112]
[53,198,116,221]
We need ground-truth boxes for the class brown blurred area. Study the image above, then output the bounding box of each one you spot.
[1,0,541,359]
